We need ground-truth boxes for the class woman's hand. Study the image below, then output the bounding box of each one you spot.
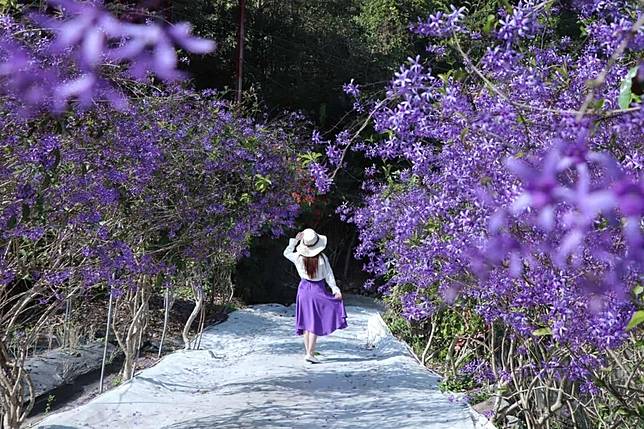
[295,231,304,240]
[334,292,342,300]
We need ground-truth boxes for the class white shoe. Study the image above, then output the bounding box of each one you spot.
[305,354,320,364]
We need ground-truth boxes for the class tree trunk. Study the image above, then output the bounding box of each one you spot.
[0,341,34,429]
[195,303,206,350]
[158,288,174,358]
[112,284,151,381]
[99,292,114,393]
[182,284,204,350]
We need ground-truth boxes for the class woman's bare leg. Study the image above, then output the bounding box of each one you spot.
[308,333,318,356]
[303,331,310,355]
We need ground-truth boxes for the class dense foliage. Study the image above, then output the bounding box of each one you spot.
[316,0,644,427]
[173,0,440,125]
[0,2,312,427]
[1,88,307,298]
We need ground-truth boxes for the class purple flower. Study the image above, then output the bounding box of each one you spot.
[0,268,15,286]
[324,1,643,401]
[580,380,600,396]
[309,162,332,194]
[0,40,57,110]
[343,79,360,97]
[45,269,70,286]
[24,227,45,241]
[311,130,323,145]
[110,287,124,299]
[613,177,644,217]
[506,150,571,230]
[2,0,215,112]
[460,359,495,384]
[325,144,343,167]
[401,291,434,321]
[497,0,541,45]
[413,5,467,38]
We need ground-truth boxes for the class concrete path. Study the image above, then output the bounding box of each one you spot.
[36,299,487,429]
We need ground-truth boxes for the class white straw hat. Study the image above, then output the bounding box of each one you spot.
[296,228,327,257]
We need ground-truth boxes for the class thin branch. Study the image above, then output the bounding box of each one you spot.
[575,12,644,120]
[328,99,387,181]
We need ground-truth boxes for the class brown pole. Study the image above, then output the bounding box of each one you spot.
[235,0,246,103]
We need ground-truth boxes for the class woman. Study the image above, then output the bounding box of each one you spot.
[283,228,348,363]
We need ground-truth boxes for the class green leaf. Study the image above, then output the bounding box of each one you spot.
[297,151,322,167]
[453,69,467,81]
[254,174,272,193]
[626,310,644,331]
[459,126,469,142]
[155,274,164,288]
[592,98,605,110]
[633,285,644,296]
[615,407,631,416]
[532,327,552,336]
[0,0,19,13]
[483,14,496,34]
[437,70,452,84]
[618,66,638,109]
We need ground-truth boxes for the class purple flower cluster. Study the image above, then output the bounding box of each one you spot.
[342,79,360,97]
[496,0,542,45]
[412,5,467,38]
[309,162,332,194]
[459,359,496,385]
[1,80,311,302]
[401,291,434,321]
[0,0,214,113]
[323,0,643,402]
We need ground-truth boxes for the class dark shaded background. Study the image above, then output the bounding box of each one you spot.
[163,0,438,302]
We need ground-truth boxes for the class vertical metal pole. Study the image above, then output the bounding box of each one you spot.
[158,288,169,359]
[99,292,114,393]
[63,297,71,349]
[236,0,246,103]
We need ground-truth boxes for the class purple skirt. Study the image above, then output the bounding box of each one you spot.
[295,278,348,336]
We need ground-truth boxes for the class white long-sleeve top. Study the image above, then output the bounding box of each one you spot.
[283,238,341,295]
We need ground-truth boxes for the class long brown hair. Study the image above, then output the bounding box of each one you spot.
[303,254,320,277]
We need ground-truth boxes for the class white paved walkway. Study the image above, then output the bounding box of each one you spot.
[37,299,481,429]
